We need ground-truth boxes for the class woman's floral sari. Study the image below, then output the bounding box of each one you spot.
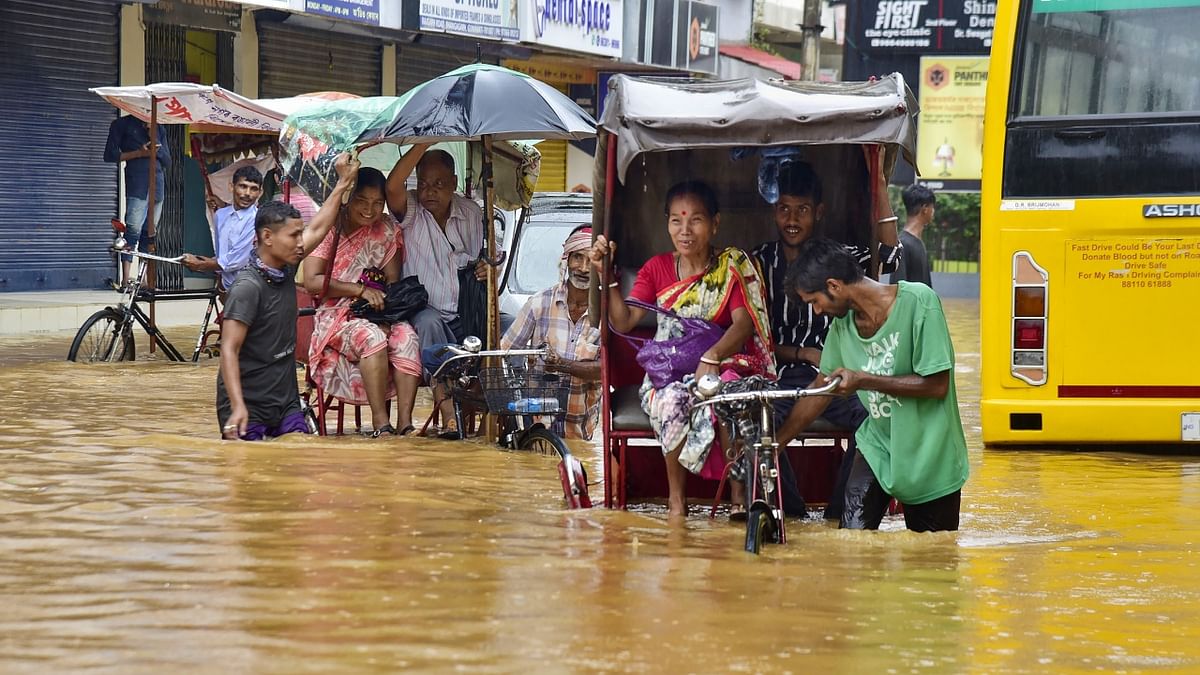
[640,246,776,474]
[308,214,421,405]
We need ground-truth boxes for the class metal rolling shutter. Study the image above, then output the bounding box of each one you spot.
[0,0,119,291]
[534,141,568,193]
[395,43,494,95]
[258,22,381,98]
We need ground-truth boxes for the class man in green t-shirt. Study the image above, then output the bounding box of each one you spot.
[776,237,968,532]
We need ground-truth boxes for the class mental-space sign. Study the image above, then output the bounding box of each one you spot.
[519,0,624,58]
[916,56,988,191]
[420,0,520,41]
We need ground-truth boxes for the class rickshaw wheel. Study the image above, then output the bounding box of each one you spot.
[745,504,778,555]
[516,427,569,460]
[68,309,135,363]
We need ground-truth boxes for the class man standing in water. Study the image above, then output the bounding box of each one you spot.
[890,184,936,288]
[777,237,968,531]
[218,156,357,440]
[500,225,601,440]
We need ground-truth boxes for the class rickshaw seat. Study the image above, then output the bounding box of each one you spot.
[610,385,651,431]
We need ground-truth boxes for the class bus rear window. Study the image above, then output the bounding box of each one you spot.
[1017,0,1200,118]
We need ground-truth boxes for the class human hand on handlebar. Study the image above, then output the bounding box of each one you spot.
[823,368,862,396]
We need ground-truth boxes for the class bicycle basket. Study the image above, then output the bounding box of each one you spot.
[478,365,571,416]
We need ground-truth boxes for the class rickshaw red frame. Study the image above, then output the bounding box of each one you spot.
[590,74,919,512]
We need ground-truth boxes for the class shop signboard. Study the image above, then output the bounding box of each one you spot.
[420,0,520,41]
[305,0,381,25]
[852,0,996,54]
[676,1,718,75]
[915,56,988,191]
[519,0,624,58]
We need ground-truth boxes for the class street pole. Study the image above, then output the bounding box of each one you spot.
[799,0,823,81]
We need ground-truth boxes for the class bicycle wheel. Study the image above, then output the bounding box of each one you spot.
[745,503,779,555]
[516,426,569,459]
[68,308,135,363]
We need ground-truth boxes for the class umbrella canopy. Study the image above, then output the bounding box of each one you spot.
[377,63,596,144]
[91,82,356,134]
[279,102,544,209]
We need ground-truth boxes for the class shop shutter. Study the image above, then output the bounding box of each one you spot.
[395,43,496,95]
[145,20,188,290]
[0,0,119,291]
[534,140,568,193]
[258,22,381,98]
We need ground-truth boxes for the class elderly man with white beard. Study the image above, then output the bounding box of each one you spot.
[499,225,602,440]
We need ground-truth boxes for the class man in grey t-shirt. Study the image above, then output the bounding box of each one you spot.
[217,155,357,440]
[890,184,935,288]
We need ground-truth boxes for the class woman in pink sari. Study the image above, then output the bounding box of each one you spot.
[304,168,422,436]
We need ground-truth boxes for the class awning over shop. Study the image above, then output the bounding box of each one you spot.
[599,73,918,183]
[718,44,801,81]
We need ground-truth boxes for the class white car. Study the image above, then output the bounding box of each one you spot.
[497,192,593,335]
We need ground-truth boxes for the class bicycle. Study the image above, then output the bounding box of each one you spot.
[67,219,220,364]
[430,339,592,509]
[690,373,841,554]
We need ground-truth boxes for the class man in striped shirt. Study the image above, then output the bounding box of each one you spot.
[386,144,487,357]
[751,160,902,518]
[500,226,601,439]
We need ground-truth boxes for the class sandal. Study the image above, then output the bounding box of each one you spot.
[397,424,416,437]
[369,424,396,438]
[729,504,748,522]
[437,422,461,440]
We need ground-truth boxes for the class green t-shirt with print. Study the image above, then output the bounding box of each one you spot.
[820,282,968,504]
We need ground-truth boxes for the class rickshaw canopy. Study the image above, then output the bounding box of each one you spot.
[599,73,918,183]
[90,82,356,134]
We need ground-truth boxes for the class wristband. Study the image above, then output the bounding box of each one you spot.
[699,355,721,366]
[607,281,620,289]
[876,215,899,224]
[356,282,364,298]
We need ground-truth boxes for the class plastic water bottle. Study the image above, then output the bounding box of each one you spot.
[507,397,561,414]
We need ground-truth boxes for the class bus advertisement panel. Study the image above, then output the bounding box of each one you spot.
[981,0,1200,445]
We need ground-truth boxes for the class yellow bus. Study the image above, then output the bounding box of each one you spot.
[981,0,1200,445]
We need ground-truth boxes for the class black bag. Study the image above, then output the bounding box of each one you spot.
[351,276,428,324]
[457,258,487,341]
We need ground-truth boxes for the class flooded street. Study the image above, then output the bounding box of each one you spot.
[3,300,1200,672]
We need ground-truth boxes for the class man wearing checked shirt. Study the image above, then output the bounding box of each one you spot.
[500,225,601,440]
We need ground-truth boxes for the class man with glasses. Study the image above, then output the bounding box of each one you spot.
[386,144,488,354]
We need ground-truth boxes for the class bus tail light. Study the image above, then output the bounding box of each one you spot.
[1012,252,1048,385]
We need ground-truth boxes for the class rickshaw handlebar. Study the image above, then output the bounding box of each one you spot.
[429,344,550,380]
[689,376,843,411]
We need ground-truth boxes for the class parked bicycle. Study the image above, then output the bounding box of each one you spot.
[67,218,220,364]
[430,339,592,509]
[691,374,841,554]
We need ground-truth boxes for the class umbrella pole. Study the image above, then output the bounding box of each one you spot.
[483,134,499,443]
[147,95,159,353]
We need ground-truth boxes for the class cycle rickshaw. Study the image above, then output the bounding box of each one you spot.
[591,74,919,546]
[68,83,354,363]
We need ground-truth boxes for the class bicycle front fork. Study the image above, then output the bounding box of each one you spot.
[751,403,786,544]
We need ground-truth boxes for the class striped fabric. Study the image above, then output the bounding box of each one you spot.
[751,239,902,379]
[399,192,484,319]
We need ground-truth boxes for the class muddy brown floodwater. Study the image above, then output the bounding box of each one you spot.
[2,300,1200,672]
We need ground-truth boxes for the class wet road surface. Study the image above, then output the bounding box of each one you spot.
[2,301,1199,672]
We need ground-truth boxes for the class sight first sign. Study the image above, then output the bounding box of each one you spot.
[519,0,623,58]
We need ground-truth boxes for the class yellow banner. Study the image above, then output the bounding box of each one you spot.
[502,58,595,85]
[916,57,988,182]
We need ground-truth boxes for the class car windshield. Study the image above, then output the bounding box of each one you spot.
[508,220,586,294]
